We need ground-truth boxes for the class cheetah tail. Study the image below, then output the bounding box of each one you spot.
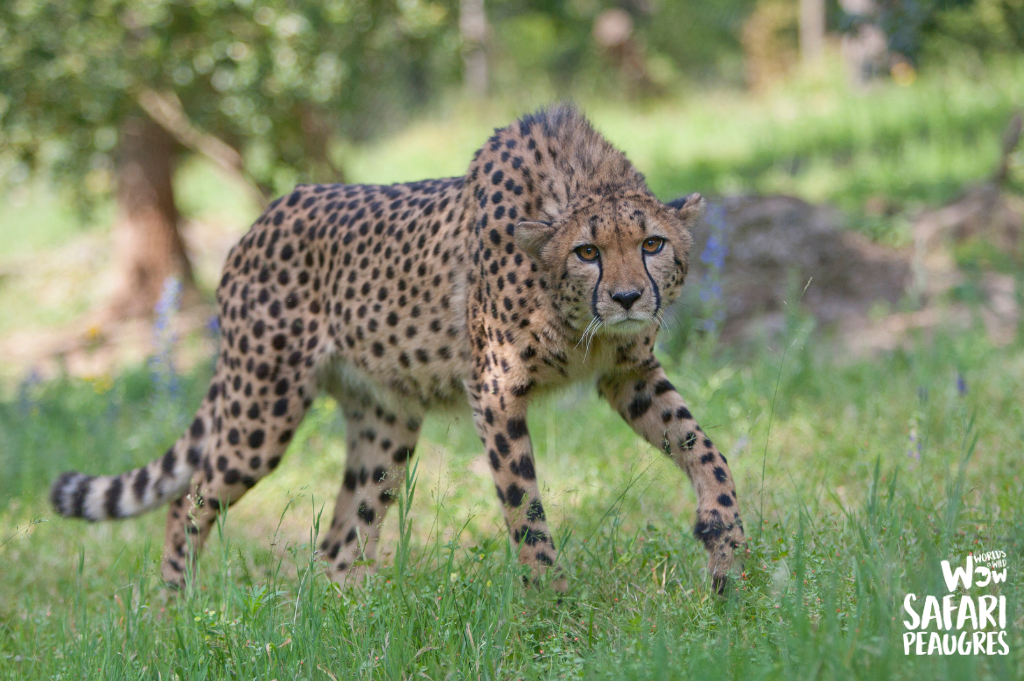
[49,397,213,522]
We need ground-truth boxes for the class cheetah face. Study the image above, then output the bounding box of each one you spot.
[515,193,704,334]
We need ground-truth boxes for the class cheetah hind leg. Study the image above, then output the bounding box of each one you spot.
[317,400,421,588]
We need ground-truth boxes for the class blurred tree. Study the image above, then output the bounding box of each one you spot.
[460,0,489,97]
[486,0,758,98]
[800,0,826,63]
[0,0,459,318]
[924,0,1024,57]
[742,0,799,91]
[837,0,980,66]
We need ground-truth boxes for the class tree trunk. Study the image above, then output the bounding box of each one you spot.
[799,0,825,64]
[460,0,488,98]
[106,116,195,320]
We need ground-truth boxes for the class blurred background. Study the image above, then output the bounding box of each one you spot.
[0,7,1023,674]
[0,0,1021,383]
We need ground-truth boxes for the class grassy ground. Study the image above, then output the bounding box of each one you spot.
[1,56,1023,679]
[0,321,1022,679]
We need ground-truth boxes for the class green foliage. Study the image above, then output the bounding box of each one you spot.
[839,0,1024,65]
[0,323,1022,678]
[0,0,460,198]
[486,0,757,97]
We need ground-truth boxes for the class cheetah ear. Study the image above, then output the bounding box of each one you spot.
[514,221,557,260]
[666,192,705,223]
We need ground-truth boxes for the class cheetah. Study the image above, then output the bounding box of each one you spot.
[51,104,744,592]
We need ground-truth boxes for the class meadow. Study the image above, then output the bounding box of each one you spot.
[0,57,1022,679]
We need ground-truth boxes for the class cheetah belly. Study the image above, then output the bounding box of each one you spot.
[319,346,471,414]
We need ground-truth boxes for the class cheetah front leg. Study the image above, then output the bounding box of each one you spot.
[599,364,744,594]
[464,378,562,588]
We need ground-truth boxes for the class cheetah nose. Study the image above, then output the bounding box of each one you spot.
[610,289,642,310]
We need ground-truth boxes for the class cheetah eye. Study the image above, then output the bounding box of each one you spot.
[642,237,665,254]
[575,244,600,262]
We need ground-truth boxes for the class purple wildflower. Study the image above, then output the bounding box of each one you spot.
[698,202,728,333]
[150,276,182,399]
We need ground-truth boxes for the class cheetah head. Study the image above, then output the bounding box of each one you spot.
[514,192,704,334]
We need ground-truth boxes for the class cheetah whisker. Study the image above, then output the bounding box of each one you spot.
[583,319,602,362]
[576,317,600,351]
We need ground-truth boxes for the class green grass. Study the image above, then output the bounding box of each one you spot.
[1,55,1023,679]
[0,321,1022,678]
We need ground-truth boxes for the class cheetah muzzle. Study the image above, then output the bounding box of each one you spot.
[51,104,745,595]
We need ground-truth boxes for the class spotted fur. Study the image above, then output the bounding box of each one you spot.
[51,104,744,592]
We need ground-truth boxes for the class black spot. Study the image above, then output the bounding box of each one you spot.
[161,448,176,474]
[654,379,675,395]
[521,527,547,546]
[344,469,357,491]
[717,494,734,508]
[345,528,357,544]
[494,433,510,456]
[693,518,726,549]
[681,432,697,449]
[272,334,287,350]
[713,467,728,483]
[372,466,387,483]
[700,452,715,464]
[248,430,265,449]
[505,483,525,507]
[511,381,534,397]
[628,394,653,420]
[489,450,501,470]
[535,552,553,566]
[132,467,150,501]
[526,499,546,521]
[393,446,413,463]
[223,469,240,485]
[357,501,375,524]
[273,398,288,416]
[513,455,535,480]
[507,418,527,440]
[675,406,692,420]
[190,418,205,438]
